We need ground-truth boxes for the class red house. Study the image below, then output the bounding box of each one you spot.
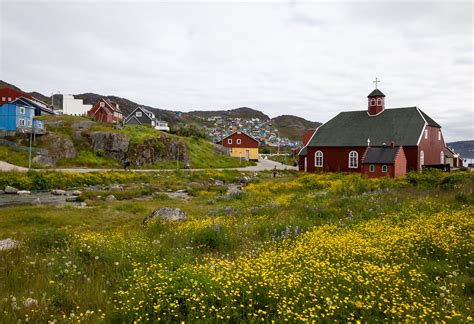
[298,87,447,177]
[361,144,407,178]
[0,87,33,104]
[217,131,259,161]
[87,98,124,124]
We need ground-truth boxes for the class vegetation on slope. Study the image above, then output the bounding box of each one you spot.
[0,170,472,321]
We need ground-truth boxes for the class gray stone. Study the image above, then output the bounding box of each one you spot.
[17,190,31,195]
[51,189,67,196]
[109,184,123,191]
[227,184,243,196]
[214,180,224,186]
[105,194,117,201]
[176,189,187,193]
[71,190,82,196]
[0,238,19,251]
[143,207,187,225]
[32,155,55,167]
[66,196,78,202]
[89,132,130,161]
[4,186,19,194]
[71,121,95,129]
[240,177,250,184]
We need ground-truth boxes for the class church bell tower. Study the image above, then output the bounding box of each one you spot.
[367,78,385,116]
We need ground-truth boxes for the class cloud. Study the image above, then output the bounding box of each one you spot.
[0,0,472,141]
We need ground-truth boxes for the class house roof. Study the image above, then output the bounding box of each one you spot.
[298,146,308,156]
[219,131,259,144]
[305,107,440,149]
[302,129,317,146]
[367,89,386,97]
[101,98,122,113]
[11,97,54,115]
[363,146,400,164]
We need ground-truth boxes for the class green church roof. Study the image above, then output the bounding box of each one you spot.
[304,107,440,149]
[367,89,386,97]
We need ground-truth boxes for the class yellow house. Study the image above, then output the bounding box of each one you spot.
[218,131,260,161]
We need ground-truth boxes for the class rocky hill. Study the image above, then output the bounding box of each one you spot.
[270,115,321,140]
[187,107,270,121]
[447,140,474,159]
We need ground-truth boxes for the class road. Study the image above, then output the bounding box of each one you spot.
[0,158,296,173]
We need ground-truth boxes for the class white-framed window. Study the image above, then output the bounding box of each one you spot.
[370,98,376,106]
[1,97,5,101]
[382,165,387,173]
[440,151,444,164]
[19,107,26,114]
[420,150,424,167]
[228,139,232,144]
[27,120,32,126]
[99,102,105,107]
[315,150,323,167]
[349,151,358,168]
[236,139,242,145]
[369,164,375,172]
[19,119,25,126]
[424,129,428,139]
[377,98,383,106]
[136,111,142,117]
[438,130,441,141]
[7,97,11,101]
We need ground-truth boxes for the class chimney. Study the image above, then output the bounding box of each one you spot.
[390,141,394,149]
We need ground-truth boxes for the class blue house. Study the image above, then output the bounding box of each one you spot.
[11,97,54,116]
[0,103,45,136]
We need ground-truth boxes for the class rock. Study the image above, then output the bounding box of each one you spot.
[4,186,19,194]
[71,121,95,129]
[71,190,82,196]
[32,198,41,205]
[214,180,224,186]
[17,190,31,195]
[109,184,123,191]
[74,202,88,208]
[66,196,78,202]
[240,177,250,184]
[38,133,77,165]
[105,194,117,201]
[0,238,19,251]
[143,207,187,225]
[51,189,67,196]
[227,184,243,196]
[89,132,130,161]
[23,298,38,308]
[32,155,55,167]
[176,189,187,193]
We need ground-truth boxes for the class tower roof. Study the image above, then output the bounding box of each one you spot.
[367,89,386,97]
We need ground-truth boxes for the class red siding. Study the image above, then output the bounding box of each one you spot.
[302,129,316,146]
[362,164,394,178]
[87,99,123,123]
[0,88,33,103]
[394,147,407,177]
[306,147,366,173]
[418,125,446,168]
[219,132,259,148]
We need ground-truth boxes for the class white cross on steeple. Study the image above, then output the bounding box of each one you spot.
[373,77,380,89]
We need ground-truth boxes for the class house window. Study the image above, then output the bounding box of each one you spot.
[1,97,5,101]
[27,120,32,126]
[424,129,428,139]
[228,139,232,145]
[237,139,241,145]
[349,151,358,168]
[99,102,105,107]
[7,97,11,101]
[382,165,387,173]
[369,164,375,172]
[19,119,25,126]
[438,130,441,141]
[440,151,444,164]
[136,111,142,117]
[19,107,26,114]
[420,150,424,167]
[315,150,323,167]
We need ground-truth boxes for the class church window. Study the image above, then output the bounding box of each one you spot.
[424,129,428,139]
[377,98,383,106]
[420,150,425,167]
[440,151,444,164]
[438,130,441,140]
[349,151,358,168]
[315,151,323,167]
[369,164,375,172]
[370,99,376,106]
[382,165,387,173]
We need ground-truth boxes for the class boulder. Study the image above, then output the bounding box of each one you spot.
[105,194,117,201]
[109,184,123,191]
[89,132,129,161]
[214,180,224,186]
[143,207,187,225]
[32,155,55,167]
[38,133,76,165]
[51,189,67,196]
[66,196,78,202]
[240,177,251,184]
[4,186,19,194]
[0,238,19,251]
[17,190,31,195]
[71,121,95,129]
[71,190,82,196]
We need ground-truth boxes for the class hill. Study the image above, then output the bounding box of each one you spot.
[447,140,474,159]
[0,80,51,104]
[187,107,270,121]
[270,115,321,140]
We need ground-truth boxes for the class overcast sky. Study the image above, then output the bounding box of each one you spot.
[1,0,472,141]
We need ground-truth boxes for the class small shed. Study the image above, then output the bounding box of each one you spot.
[361,145,407,178]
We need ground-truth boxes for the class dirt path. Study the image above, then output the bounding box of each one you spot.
[0,158,296,173]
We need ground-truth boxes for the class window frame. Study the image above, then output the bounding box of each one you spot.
[420,150,425,167]
[382,165,387,173]
[19,119,25,126]
[19,107,26,115]
[377,98,383,106]
[227,139,232,145]
[236,139,242,145]
[440,151,444,164]
[424,129,428,139]
[315,150,323,167]
[438,130,441,141]
[348,151,358,169]
[136,111,142,117]
[370,98,376,106]
[369,164,375,172]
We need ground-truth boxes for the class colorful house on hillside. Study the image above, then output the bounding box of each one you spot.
[298,85,447,177]
[87,98,123,124]
[11,97,54,116]
[0,87,33,104]
[0,102,45,136]
[125,106,170,131]
[218,131,259,161]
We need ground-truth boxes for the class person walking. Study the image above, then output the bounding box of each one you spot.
[123,157,131,171]
[273,166,278,178]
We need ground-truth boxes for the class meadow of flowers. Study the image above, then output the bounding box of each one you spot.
[0,170,472,322]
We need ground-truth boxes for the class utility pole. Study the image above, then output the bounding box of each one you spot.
[28,130,32,170]
[176,144,179,170]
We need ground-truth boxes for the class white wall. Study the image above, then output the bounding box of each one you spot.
[62,95,92,116]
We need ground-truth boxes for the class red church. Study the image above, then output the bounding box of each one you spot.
[87,98,124,124]
[298,86,447,177]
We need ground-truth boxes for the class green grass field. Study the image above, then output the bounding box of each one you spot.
[0,170,473,322]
